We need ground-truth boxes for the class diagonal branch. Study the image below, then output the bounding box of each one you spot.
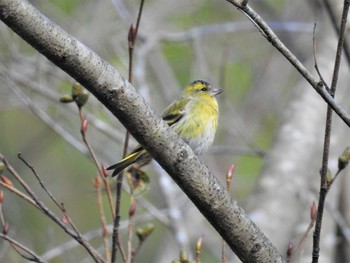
[0,233,45,262]
[0,0,284,262]
[225,0,350,127]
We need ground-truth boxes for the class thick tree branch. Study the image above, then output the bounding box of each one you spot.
[0,0,284,262]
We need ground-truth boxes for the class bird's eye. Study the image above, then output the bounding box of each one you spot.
[201,87,208,92]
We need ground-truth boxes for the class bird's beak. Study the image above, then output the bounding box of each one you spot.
[211,87,223,96]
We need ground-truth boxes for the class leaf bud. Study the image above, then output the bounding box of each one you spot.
[310,201,317,221]
[71,82,83,99]
[136,223,155,242]
[75,93,89,108]
[338,146,350,171]
[59,95,74,103]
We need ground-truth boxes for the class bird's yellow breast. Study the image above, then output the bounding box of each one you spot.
[173,94,219,155]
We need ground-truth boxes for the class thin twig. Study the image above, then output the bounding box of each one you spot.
[79,109,115,218]
[0,233,46,263]
[287,202,317,262]
[94,176,111,262]
[0,181,39,209]
[79,109,112,261]
[312,23,329,90]
[17,153,84,236]
[41,210,163,261]
[111,1,145,263]
[225,0,350,127]
[17,153,63,209]
[312,1,350,262]
[0,192,5,227]
[323,0,350,67]
[126,198,136,263]
[112,172,127,263]
[222,164,235,263]
[0,154,105,263]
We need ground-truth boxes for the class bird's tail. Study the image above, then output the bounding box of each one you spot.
[107,147,144,177]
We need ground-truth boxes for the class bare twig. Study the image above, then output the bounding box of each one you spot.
[312,1,350,262]
[126,198,136,263]
[78,111,114,262]
[287,202,317,262]
[225,0,350,127]
[79,109,115,218]
[323,0,350,67]
[17,153,63,209]
[94,175,111,262]
[78,108,113,261]
[0,181,39,209]
[112,172,127,263]
[17,153,85,236]
[0,233,46,263]
[222,164,235,263]
[111,1,145,263]
[0,190,5,226]
[0,154,105,263]
[312,23,329,90]
[41,210,163,261]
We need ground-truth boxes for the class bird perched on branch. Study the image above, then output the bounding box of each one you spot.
[107,80,222,177]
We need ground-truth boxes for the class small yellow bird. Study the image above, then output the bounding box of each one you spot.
[108,80,222,177]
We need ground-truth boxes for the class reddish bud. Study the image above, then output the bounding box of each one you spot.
[102,223,108,238]
[195,235,204,253]
[3,222,9,234]
[0,190,4,203]
[286,241,293,258]
[128,24,136,45]
[226,164,236,190]
[81,118,88,134]
[226,164,236,182]
[129,200,137,217]
[0,162,5,174]
[0,176,13,187]
[93,176,102,189]
[101,164,109,178]
[310,201,317,221]
[61,213,69,225]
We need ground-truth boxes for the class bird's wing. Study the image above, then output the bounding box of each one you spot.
[161,97,189,127]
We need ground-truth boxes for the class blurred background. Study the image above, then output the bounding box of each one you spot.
[1,0,349,262]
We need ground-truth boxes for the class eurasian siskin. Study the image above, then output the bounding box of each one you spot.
[108,80,222,177]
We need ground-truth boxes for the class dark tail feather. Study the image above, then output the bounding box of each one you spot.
[107,150,142,177]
